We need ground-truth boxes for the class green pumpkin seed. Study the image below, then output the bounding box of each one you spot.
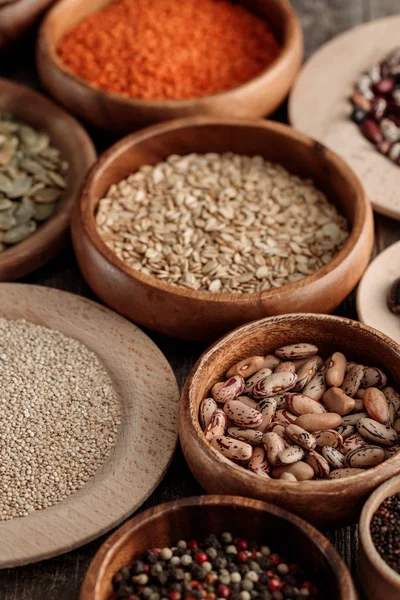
[47,171,67,189]
[0,211,17,231]
[15,198,36,224]
[19,158,46,176]
[0,198,13,211]
[35,203,57,221]
[0,173,13,194]
[25,182,45,197]
[34,187,62,204]
[3,221,36,244]
[8,175,32,199]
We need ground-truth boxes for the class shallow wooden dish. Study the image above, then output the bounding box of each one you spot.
[80,495,358,600]
[0,78,96,281]
[0,0,53,48]
[179,314,400,528]
[0,283,179,568]
[36,0,302,133]
[359,474,400,600]
[72,116,373,341]
[289,15,400,221]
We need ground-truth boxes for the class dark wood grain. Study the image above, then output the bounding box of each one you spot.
[1,0,400,597]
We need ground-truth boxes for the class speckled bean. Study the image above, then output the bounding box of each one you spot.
[267,421,288,440]
[247,446,270,477]
[328,468,365,479]
[341,364,364,397]
[275,343,319,360]
[237,396,258,410]
[363,387,390,425]
[305,449,330,477]
[322,387,355,415]
[286,393,327,416]
[355,388,366,399]
[342,412,368,426]
[262,431,286,466]
[346,445,385,468]
[361,367,387,389]
[256,398,277,433]
[205,409,227,440]
[337,425,356,439]
[314,429,343,449]
[275,409,297,425]
[211,435,253,462]
[383,387,400,413]
[279,472,297,481]
[322,446,346,469]
[252,371,297,399]
[302,372,327,401]
[357,418,398,446]
[341,432,368,455]
[274,361,296,374]
[226,356,266,379]
[278,445,304,465]
[293,357,323,391]
[295,412,342,432]
[243,368,272,395]
[224,400,263,428]
[227,427,264,445]
[285,423,317,450]
[200,397,218,429]
[325,352,347,387]
[212,375,245,403]
[353,398,365,411]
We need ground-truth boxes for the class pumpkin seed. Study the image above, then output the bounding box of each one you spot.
[0,211,17,231]
[8,176,32,199]
[0,198,13,211]
[3,221,36,244]
[15,198,36,224]
[33,187,62,204]
[0,174,13,194]
[35,203,57,221]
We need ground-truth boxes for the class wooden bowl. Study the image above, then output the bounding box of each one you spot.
[0,78,96,281]
[36,0,303,133]
[0,283,179,568]
[80,495,358,600]
[179,314,400,528]
[71,117,373,342]
[0,0,54,49]
[359,474,400,600]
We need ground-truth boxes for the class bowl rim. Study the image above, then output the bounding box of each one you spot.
[38,0,302,107]
[180,313,400,491]
[359,473,400,588]
[0,76,96,279]
[80,494,357,600]
[77,116,370,304]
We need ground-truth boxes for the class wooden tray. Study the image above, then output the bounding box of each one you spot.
[357,241,400,344]
[289,15,400,220]
[0,284,179,568]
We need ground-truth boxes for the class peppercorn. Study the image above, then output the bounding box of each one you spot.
[370,492,400,573]
[351,106,367,124]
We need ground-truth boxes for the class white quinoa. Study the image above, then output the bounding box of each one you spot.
[0,318,121,520]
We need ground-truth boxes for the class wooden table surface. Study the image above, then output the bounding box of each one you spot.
[1,1,400,598]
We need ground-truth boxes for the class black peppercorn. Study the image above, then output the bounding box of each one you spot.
[351,106,368,124]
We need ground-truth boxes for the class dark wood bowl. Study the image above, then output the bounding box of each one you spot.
[0,0,54,49]
[358,474,400,600]
[71,117,373,341]
[179,314,400,528]
[0,77,96,281]
[80,496,358,600]
[36,0,303,133]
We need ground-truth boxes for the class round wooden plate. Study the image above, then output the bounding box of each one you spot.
[0,284,179,569]
[289,15,400,220]
[357,241,400,344]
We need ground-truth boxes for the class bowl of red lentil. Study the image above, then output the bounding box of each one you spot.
[71,116,373,341]
[80,496,357,600]
[36,0,303,133]
[359,474,400,600]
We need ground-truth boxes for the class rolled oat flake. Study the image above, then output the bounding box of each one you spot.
[0,318,120,520]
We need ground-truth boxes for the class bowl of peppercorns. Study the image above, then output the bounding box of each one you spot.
[359,474,400,600]
[80,496,357,600]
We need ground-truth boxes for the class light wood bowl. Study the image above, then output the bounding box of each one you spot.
[0,0,54,48]
[0,77,96,281]
[72,117,373,342]
[0,283,179,568]
[80,495,358,600]
[359,474,400,600]
[179,314,400,528]
[36,0,303,133]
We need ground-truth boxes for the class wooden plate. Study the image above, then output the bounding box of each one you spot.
[0,77,96,281]
[357,241,400,344]
[0,283,179,569]
[289,15,400,220]
[0,0,54,48]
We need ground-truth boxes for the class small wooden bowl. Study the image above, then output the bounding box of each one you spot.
[180,314,400,528]
[0,77,96,281]
[359,474,400,600]
[36,0,303,133]
[72,117,373,342]
[0,0,54,49]
[80,495,358,600]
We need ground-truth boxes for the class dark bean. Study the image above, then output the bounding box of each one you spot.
[351,107,367,124]
[361,119,383,144]
[373,78,395,94]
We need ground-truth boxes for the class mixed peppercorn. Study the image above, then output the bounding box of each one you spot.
[110,533,318,600]
[370,493,400,574]
[350,47,400,164]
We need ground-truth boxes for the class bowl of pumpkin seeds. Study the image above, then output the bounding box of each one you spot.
[0,77,96,280]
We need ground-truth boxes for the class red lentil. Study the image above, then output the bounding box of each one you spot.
[58,0,281,100]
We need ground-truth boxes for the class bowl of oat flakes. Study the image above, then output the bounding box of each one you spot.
[72,117,373,341]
